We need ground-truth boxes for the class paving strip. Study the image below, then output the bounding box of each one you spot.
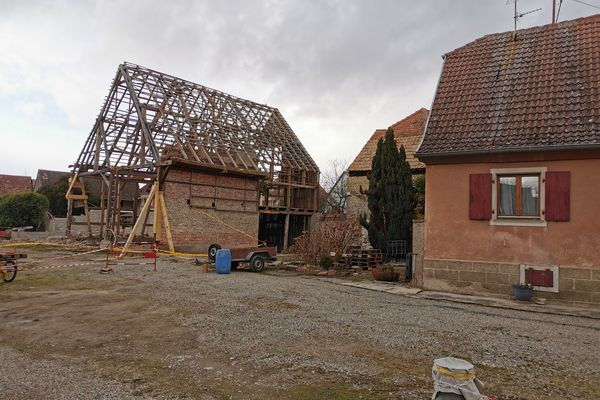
[319,278,600,320]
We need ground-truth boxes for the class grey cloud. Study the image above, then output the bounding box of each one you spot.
[0,0,597,175]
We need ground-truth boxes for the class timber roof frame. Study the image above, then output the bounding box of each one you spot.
[73,62,319,179]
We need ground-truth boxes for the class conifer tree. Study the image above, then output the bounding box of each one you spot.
[360,128,414,249]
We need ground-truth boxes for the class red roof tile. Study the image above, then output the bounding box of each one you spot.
[0,174,34,196]
[349,108,429,172]
[418,15,600,156]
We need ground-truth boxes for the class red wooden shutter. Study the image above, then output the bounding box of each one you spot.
[545,171,570,221]
[469,173,492,220]
[525,268,554,287]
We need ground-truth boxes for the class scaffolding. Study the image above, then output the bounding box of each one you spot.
[68,62,320,248]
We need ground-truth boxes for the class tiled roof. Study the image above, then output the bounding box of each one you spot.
[34,169,70,192]
[349,108,429,172]
[0,174,34,196]
[418,15,600,156]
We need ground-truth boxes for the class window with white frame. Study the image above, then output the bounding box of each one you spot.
[490,167,546,226]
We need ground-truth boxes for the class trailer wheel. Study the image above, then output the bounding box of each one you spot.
[208,244,221,262]
[2,261,17,282]
[249,254,266,272]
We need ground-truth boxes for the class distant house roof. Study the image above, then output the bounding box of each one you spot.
[34,169,70,192]
[417,15,600,157]
[33,169,138,203]
[348,108,429,173]
[0,174,33,196]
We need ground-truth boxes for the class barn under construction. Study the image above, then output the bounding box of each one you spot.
[67,62,320,251]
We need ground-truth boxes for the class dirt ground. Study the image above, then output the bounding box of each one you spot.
[1,248,599,399]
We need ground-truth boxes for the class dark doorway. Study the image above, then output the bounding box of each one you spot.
[288,215,310,248]
[259,214,286,251]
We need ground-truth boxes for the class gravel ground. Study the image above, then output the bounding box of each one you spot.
[1,254,599,399]
[0,347,157,400]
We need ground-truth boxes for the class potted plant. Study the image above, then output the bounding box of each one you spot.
[512,282,534,302]
[372,265,400,282]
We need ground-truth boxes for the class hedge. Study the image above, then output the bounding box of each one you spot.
[0,192,49,229]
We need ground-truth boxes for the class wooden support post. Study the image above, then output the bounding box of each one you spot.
[66,198,73,236]
[100,180,105,239]
[153,189,162,242]
[283,213,290,250]
[158,192,175,253]
[119,182,158,258]
[80,177,92,237]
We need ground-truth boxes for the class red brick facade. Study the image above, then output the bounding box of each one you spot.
[0,174,33,196]
[163,169,260,251]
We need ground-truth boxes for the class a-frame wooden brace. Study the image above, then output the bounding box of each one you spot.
[65,173,92,237]
[119,182,174,258]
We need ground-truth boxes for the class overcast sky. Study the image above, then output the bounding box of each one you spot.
[1,0,598,178]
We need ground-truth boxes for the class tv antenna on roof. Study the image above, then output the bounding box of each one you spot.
[506,0,542,38]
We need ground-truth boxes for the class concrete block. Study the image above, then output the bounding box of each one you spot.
[498,263,519,274]
[448,261,473,272]
[434,269,458,281]
[560,268,592,280]
[427,260,446,270]
[458,270,486,283]
[471,263,499,273]
[573,279,600,293]
[486,272,509,284]
[559,278,575,290]
[557,290,592,304]
[424,268,435,278]
[592,270,600,281]
[482,282,511,294]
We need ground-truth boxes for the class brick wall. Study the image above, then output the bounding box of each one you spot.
[423,258,600,304]
[164,169,259,251]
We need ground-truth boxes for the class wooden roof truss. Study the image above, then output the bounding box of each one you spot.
[73,63,319,180]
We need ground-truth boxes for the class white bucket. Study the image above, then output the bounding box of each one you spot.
[432,357,488,400]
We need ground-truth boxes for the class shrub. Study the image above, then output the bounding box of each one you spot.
[0,192,49,229]
[38,176,70,217]
[359,128,414,250]
[413,174,425,217]
[318,253,333,270]
[37,176,99,217]
[289,215,361,265]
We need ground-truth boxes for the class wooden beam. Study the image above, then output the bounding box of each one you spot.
[283,213,290,250]
[153,188,162,242]
[119,182,158,258]
[158,192,175,253]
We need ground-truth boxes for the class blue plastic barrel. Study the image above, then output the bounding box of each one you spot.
[215,249,231,274]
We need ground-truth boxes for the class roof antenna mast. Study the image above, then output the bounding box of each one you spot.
[507,0,542,39]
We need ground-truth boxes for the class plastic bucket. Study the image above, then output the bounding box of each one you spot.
[215,249,232,274]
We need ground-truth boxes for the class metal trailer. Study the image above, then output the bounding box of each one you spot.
[207,244,276,272]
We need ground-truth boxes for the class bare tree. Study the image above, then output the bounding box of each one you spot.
[320,159,349,213]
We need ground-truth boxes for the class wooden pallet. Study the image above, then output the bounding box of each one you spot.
[339,248,383,269]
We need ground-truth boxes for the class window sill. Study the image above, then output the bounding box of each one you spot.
[490,218,547,227]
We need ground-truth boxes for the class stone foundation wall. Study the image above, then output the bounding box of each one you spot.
[423,258,600,304]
